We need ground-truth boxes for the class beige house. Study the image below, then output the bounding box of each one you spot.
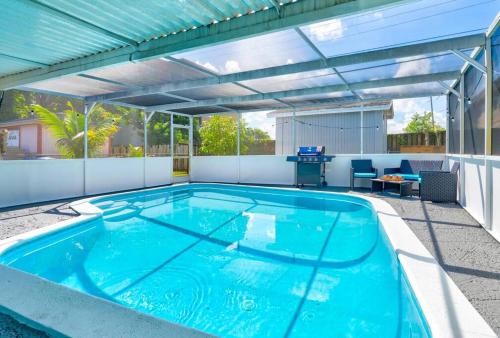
[0,118,60,159]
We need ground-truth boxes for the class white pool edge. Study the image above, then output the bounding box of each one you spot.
[0,183,496,338]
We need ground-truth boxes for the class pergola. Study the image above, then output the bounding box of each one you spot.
[0,0,496,160]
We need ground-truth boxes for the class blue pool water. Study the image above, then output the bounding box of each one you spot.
[0,184,430,337]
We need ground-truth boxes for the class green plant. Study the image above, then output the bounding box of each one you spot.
[404,112,445,133]
[32,102,120,158]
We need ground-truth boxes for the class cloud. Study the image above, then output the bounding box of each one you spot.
[242,111,276,139]
[225,60,241,73]
[306,19,345,41]
[195,61,218,73]
[394,57,431,77]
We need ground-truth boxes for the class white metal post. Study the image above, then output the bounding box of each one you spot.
[170,113,174,157]
[292,111,296,154]
[459,74,465,205]
[446,96,450,154]
[484,37,493,229]
[360,104,364,156]
[83,104,89,195]
[459,74,465,155]
[189,115,193,181]
[143,111,148,188]
[144,112,148,158]
[237,113,241,183]
[237,113,241,156]
[83,104,89,160]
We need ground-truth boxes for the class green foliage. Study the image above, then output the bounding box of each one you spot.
[197,116,272,155]
[127,144,144,157]
[199,116,241,155]
[404,112,445,133]
[33,102,119,158]
[0,129,7,154]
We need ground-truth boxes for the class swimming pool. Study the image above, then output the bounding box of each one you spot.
[0,184,430,337]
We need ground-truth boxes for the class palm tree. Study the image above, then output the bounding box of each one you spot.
[32,102,120,159]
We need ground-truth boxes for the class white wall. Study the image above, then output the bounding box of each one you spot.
[190,156,239,183]
[491,158,500,240]
[145,157,173,187]
[447,155,500,241]
[239,156,294,185]
[191,154,446,188]
[0,160,84,208]
[0,157,172,208]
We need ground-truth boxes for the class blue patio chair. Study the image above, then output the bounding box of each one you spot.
[351,159,378,190]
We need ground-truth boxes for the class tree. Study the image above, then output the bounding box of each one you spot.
[32,102,120,158]
[404,112,444,133]
[198,115,248,155]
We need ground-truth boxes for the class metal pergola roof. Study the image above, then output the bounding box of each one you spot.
[0,0,497,116]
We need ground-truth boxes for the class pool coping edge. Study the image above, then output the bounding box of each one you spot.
[0,183,496,338]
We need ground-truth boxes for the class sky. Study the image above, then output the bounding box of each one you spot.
[174,0,499,136]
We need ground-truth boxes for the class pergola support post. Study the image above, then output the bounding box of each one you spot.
[83,102,96,196]
[459,74,465,205]
[189,115,193,182]
[484,36,493,230]
[237,113,241,183]
[360,104,364,157]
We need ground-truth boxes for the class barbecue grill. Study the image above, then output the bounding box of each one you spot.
[286,146,335,187]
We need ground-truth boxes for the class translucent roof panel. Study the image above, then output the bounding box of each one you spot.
[239,69,344,93]
[359,82,447,99]
[114,94,186,107]
[170,83,254,100]
[172,29,320,74]
[171,106,229,115]
[282,92,355,104]
[300,0,498,57]
[84,59,209,87]
[338,52,466,83]
[26,76,127,97]
[222,100,287,111]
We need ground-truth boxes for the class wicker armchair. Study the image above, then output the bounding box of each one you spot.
[420,162,460,203]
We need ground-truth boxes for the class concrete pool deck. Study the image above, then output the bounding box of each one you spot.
[0,187,498,336]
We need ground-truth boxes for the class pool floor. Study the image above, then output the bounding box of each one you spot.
[0,185,430,337]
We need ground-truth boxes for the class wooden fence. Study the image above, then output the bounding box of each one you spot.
[387,131,446,153]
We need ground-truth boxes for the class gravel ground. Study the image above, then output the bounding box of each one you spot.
[0,189,498,336]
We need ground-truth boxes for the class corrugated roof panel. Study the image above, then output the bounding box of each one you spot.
[26,75,127,97]
[173,29,320,74]
[36,0,280,42]
[85,59,210,87]
[115,94,186,107]
[359,82,445,98]
[223,99,287,110]
[0,56,39,77]
[0,1,123,65]
[239,69,342,93]
[0,0,285,78]
[170,83,254,100]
